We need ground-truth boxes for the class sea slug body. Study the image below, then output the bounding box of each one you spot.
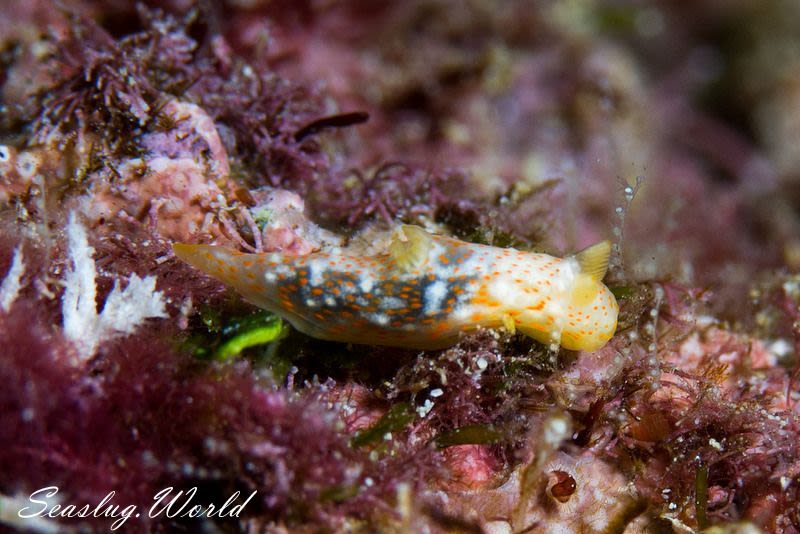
[174,226,618,351]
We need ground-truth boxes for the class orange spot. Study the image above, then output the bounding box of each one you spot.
[243,260,254,267]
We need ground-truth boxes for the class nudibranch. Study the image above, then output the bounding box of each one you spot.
[174,226,618,351]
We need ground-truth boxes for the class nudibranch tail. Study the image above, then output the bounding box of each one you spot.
[173,243,242,286]
[173,243,279,298]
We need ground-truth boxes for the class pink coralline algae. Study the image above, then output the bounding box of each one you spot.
[4,1,800,532]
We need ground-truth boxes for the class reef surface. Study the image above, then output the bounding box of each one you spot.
[2,1,800,532]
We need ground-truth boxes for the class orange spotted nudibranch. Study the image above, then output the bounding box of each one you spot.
[173,225,618,351]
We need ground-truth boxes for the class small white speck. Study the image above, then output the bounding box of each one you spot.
[16,152,38,178]
[476,357,488,370]
[371,313,389,326]
[430,388,443,398]
[417,399,434,417]
[359,277,374,293]
[382,297,405,309]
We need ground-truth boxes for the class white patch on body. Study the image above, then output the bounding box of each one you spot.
[381,297,405,310]
[452,304,473,321]
[424,281,447,314]
[307,260,325,286]
[359,276,374,293]
[370,313,389,326]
